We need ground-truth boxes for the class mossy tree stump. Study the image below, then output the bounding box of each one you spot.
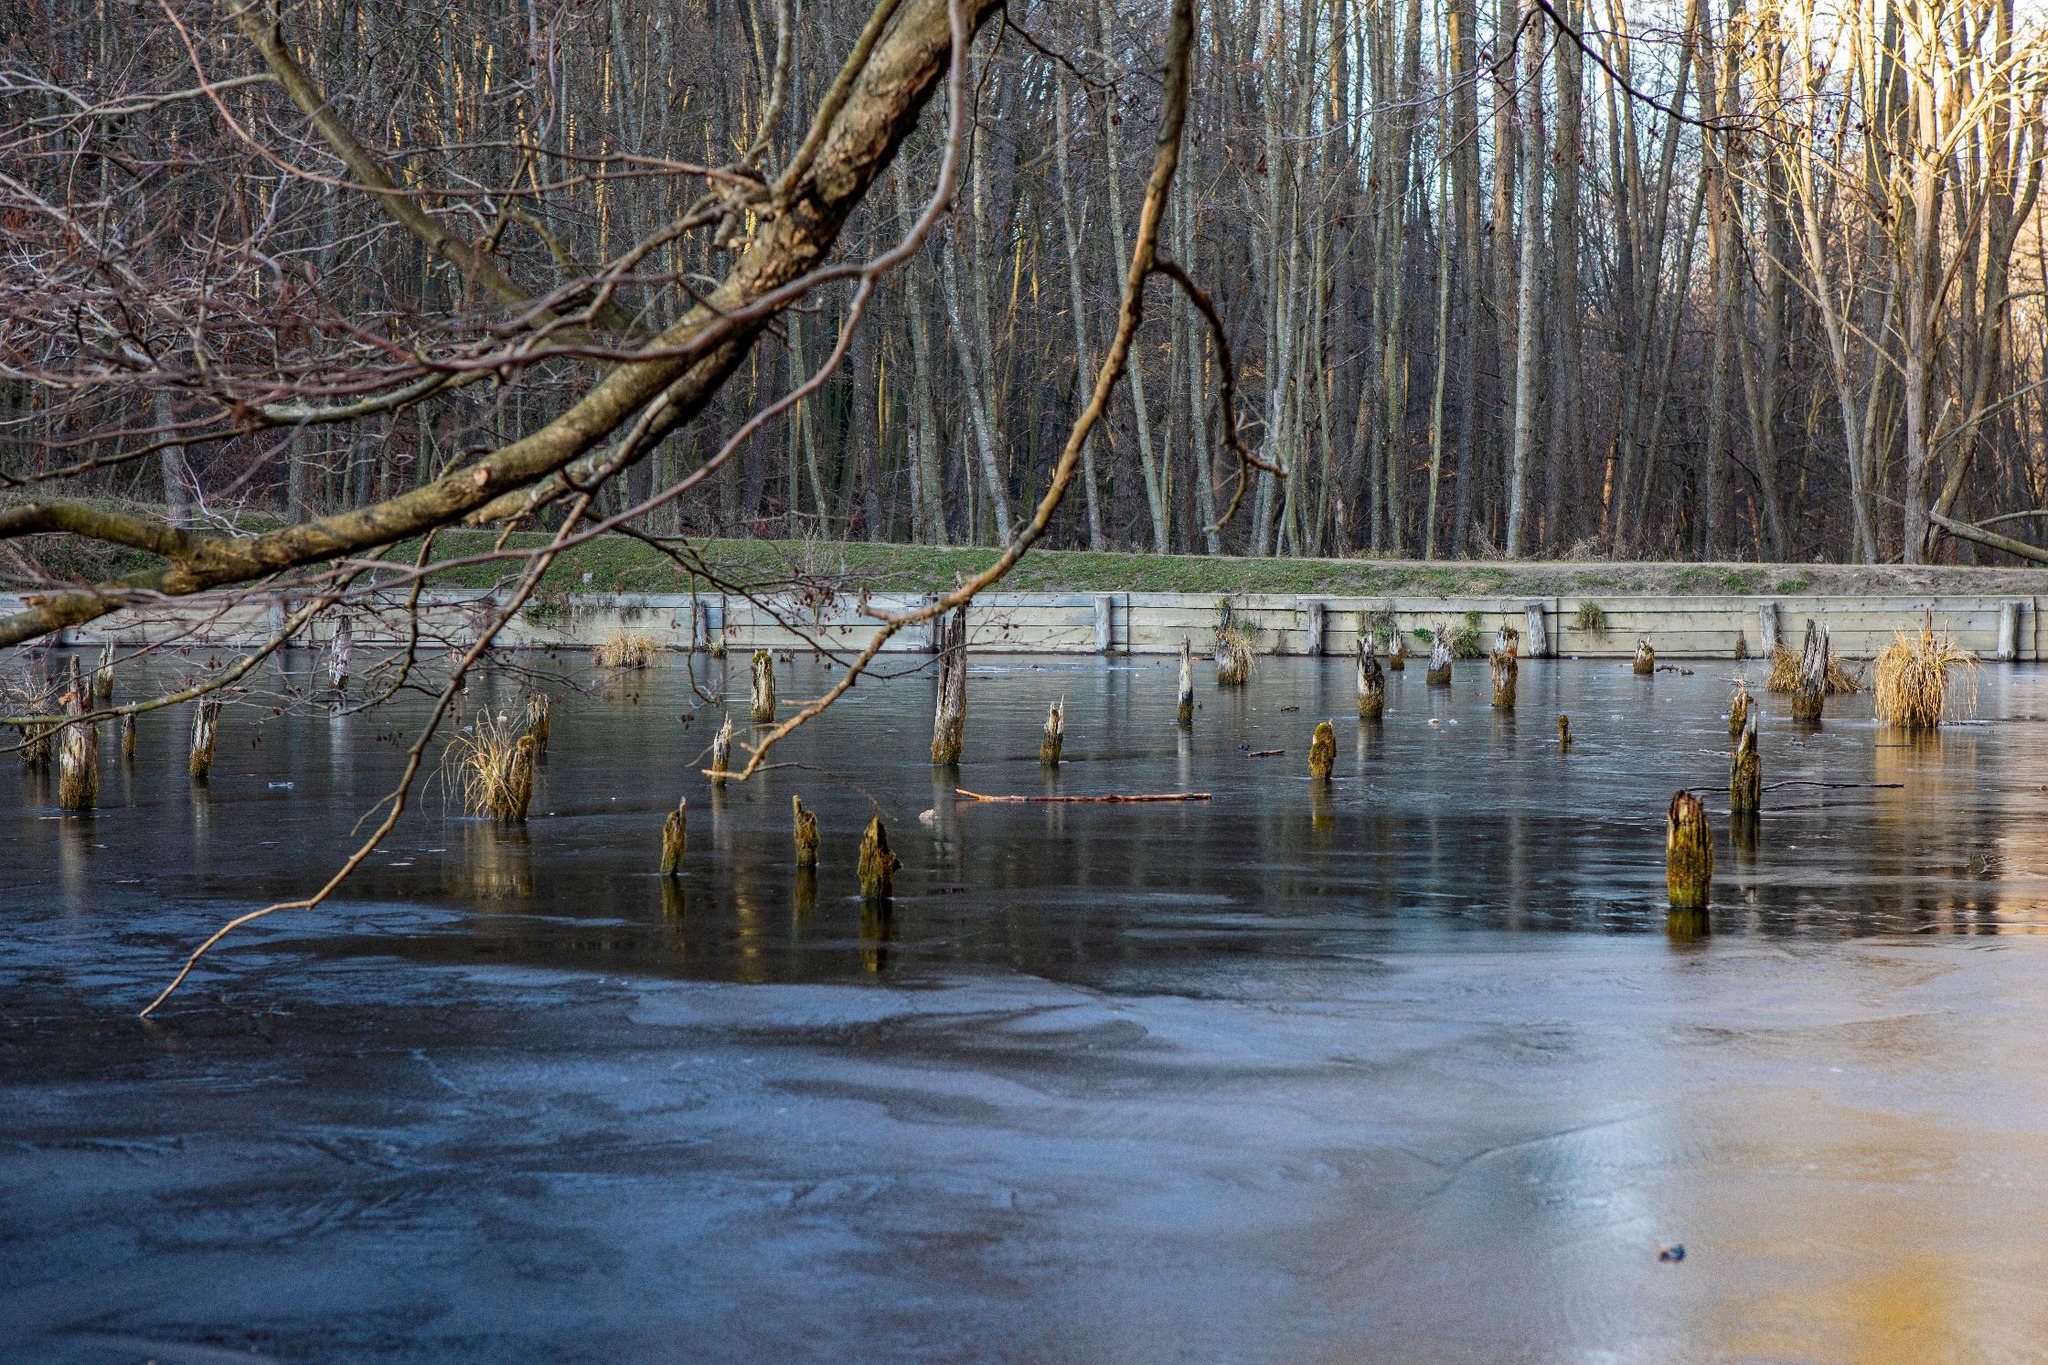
[1176,639,1195,728]
[1789,621,1829,723]
[1040,698,1064,767]
[56,660,96,811]
[750,649,777,723]
[793,795,818,867]
[858,814,900,900]
[1633,639,1656,674]
[328,617,352,691]
[1666,790,1713,909]
[1728,680,1752,738]
[189,697,222,781]
[1425,633,1452,687]
[1308,721,1336,779]
[709,714,733,785]
[1355,637,1384,720]
[661,798,688,876]
[1490,625,1519,709]
[1387,636,1406,672]
[1557,714,1572,749]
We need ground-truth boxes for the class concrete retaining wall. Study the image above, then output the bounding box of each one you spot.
[15,589,2041,663]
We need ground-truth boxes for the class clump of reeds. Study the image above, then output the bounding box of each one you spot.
[1214,628,1254,686]
[596,630,657,669]
[1040,698,1064,766]
[1873,623,1976,730]
[1573,602,1608,636]
[1767,635,1860,694]
[449,710,538,820]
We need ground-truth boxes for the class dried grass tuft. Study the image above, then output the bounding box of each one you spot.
[1874,625,1976,729]
[449,710,538,820]
[1766,643,1861,694]
[1214,627,1255,686]
[596,630,658,669]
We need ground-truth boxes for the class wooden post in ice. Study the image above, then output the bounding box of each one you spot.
[750,649,777,722]
[709,714,733,785]
[930,606,968,765]
[1301,599,1326,656]
[1790,621,1829,723]
[1308,721,1336,780]
[1490,626,1519,709]
[1176,639,1195,729]
[188,697,222,781]
[858,814,900,900]
[792,795,818,868]
[1757,601,1781,654]
[1093,595,1114,654]
[1730,715,1761,816]
[1557,714,1572,749]
[328,617,352,690]
[1425,631,1452,687]
[120,711,136,761]
[660,797,687,876]
[1633,639,1656,674]
[1997,602,2021,662]
[1040,699,1065,766]
[1355,637,1384,720]
[1523,602,1550,659]
[1729,680,1753,738]
[1666,790,1713,910]
[57,659,96,811]
[92,643,115,704]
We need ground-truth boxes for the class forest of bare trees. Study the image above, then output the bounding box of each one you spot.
[5,0,2048,593]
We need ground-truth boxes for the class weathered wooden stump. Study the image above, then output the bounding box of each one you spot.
[328,618,352,691]
[1490,625,1519,709]
[931,606,968,765]
[1789,621,1829,723]
[709,713,733,785]
[1557,714,1572,749]
[660,797,688,876]
[1425,633,1452,687]
[188,698,222,781]
[1040,698,1064,767]
[1308,721,1336,779]
[1176,639,1195,729]
[1666,790,1713,910]
[1633,639,1656,674]
[1387,636,1406,672]
[1728,680,1753,738]
[1730,715,1761,816]
[750,649,777,723]
[1355,637,1385,720]
[524,691,552,749]
[858,814,900,900]
[57,661,96,811]
[505,735,537,821]
[119,711,136,761]
[92,644,115,704]
[792,794,818,868]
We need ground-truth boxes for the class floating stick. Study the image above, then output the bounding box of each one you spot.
[931,606,968,765]
[1040,698,1065,767]
[1728,679,1752,738]
[1177,639,1195,728]
[1666,790,1713,909]
[1491,625,1519,709]
[709,714,733,785]
[750,649,777,722]
[1633,639,1656,674]
[1356,637,1384,720]
[1308,720,1336,779]
[1731,715,1760,815]
[793,794,818,868]
[956,788,1210,803]
[188,697,222,781]
[857,814,900,900]
[660,797,688,876]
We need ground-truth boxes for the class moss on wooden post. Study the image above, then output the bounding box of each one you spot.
[92,644,115,704]
[1789,621,1828,723]
[931,606,967,765]
[793,794,819,867]
[1308,720,1336,779]
[1387,635,1406,671]
[858,814,900,900]
[1356,637,1384,720]
[1633,639,1656,674]
[1557,714,1572,749]
[750,649,777,722]
[505,735,537,820]
[1666,790,1713,910]
[1728,680,1752,738]
[1730,715,1761,815]
[1040,698,1064,767]
[1425,632,1452,687]
[189,697,222,781]
[119,711,136,761]
[56,661,96,811]
[660,797,687,876]
[524,691,551,749]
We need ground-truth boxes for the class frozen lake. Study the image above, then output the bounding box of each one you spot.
[5,649,2048,1360]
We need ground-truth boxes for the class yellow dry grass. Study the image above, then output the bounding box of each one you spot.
[1765,643,1861,695]
[1215,627,1255,685]
[1874,626,1976,729]
[596,630,658,669]
[448,710,537,820]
